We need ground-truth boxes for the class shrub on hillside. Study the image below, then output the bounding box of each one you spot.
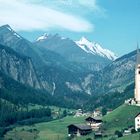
[131,128,136,134]
[86,138,92,140]
[114,130,123,137]
[109,137,116,140]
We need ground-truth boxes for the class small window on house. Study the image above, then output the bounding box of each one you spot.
[139,71,140,74]
[138,119,139,121]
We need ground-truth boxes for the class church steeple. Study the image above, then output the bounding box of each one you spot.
[136,43,140,66]
[135,42,140,104]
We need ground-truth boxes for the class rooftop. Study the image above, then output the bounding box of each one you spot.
[135,113,140,118]
[68,124,91,130]
[85,116,102,121]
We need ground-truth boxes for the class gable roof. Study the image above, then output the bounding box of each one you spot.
[135,113,140,118]
[85,116,102,121]
[68,124,91,130]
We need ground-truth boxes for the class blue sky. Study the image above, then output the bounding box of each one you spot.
[0,0,140,56]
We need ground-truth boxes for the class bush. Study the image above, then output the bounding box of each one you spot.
[131,128,136,134]
[63,110,67,117]
[102,107,107,116]
[114,130,123,137]
[114,130,119,135]
[86,138,92,140]
[104,135,108,137]
[0,127,12,138]
[118,132,123,137]
[109,137,116,140]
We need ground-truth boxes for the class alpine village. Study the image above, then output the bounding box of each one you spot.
[0,1,140,140]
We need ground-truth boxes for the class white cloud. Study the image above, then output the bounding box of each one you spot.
[0,0,94,32]
[37,0,105,17]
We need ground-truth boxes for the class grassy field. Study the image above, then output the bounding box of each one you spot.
[35,116,87,140]
[5,129,39,140]
[5,116,88,140]
[4,104,140,140]
[103,104,140,135]
[106,132,140,140]
[99,132,140,140]
[118,133,140,140]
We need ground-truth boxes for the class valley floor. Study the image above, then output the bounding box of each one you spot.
[4,104,140,140]
[4,116,87,140]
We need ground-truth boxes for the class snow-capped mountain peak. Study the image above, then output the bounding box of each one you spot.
[4,24,13,31]
[79,36,90,44]
[76,37,117,60]
[36,33,67,42]
[1,24,22,39]
[36,33,48,41]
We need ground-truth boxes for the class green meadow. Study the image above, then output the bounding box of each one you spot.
[103,104,140,135]
[5,116,87,140]
[4,104,140,140]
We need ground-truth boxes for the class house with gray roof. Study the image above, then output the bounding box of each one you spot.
[67,124,92,136]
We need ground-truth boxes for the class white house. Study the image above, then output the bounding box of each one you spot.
[85,116,102,131]
[135,113,140,131]
[74,109,83,117]
[93,110,102,117]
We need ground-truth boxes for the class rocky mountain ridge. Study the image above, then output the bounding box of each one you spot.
[0,25,94,97]
[0,24,137,98]
[89,50,136,94]
[76,37,117,60]
[35,33,115,71]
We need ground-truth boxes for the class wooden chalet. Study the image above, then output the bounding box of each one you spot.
[86,116,102,123]
[85,116,102,130]
[67,124,92,136]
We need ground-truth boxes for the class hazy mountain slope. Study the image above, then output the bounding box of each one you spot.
[84,83,134,110]
[0,24,137,112]
[0,70,51,105]
[0,24,136,98]
[0,24,44,67]
[0,25,92,99]
[88,50,136,94]
[0,69,89,109]
[0,44,41,89]
[101,50,136,92]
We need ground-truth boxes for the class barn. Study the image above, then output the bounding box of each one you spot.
[67,124,92,136]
